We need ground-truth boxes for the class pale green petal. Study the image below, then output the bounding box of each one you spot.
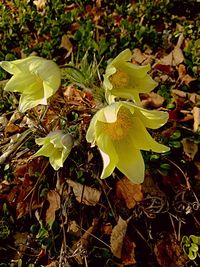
[111,49,132,66]
[3,72,38,93]
[86,113,99,145]
[0,61,21,75]
[129,116,170,153]
[118,62,151,78]
[103,66,116,91]
[97,134,118,179]
[49,149,63,170]
[35,137,49,146]
[18,94,47,113]
[33,143,54,158]
[115,139,145,183]
[134,107,169,129]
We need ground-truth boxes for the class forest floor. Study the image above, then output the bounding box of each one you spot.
[0,1,200,266]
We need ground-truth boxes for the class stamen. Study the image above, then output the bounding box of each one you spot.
[110,70,129,89]
[102,107,132,141]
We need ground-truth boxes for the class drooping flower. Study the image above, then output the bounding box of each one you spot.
[33,131,74,170]
[103,49,157,104]
[86,102,169,183]
[0,56,61,112]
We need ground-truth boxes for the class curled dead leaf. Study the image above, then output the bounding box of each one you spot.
[160,34,184,66]
[110,216,127,258]
[67,180,101,206]
[45,190,60,225]
[141,92,165,109]
[116,176,143,209]
[181,138,198,160]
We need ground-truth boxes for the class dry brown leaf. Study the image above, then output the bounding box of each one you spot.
[160,34,184,66]
[101,223,113,235]
[132,48,154,65]
[45,262,57,267]
[45,190,60,225]
[193,106,200,132]
[116,176,143,209]
[171,89,187,98]
[178,64,196,85]
[121,236,136,266]
[67,180,101,206]
[154,233,187,267]
[132,48,147,64]
[181,138,198,160]
[68,220,81,236]
[141,92,165,108]
[110,216,127,258]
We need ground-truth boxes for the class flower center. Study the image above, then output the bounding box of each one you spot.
[109,70,129,89]
[103,107,132,141]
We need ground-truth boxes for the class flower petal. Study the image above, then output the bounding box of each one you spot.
[134,107,169,129]
[111,49,132,66]
[18,93,47,113]
[33,142,54,158]
[3,72,39,93]
[97,133,118,179]
[115,139,145,183]
[129,116,170,153]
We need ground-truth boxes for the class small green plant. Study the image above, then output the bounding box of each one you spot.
[181,235,200,261]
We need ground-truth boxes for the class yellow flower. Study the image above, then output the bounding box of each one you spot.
[0,56,61,112]
[86,102,169,183]
[103,49,157,104]
[33,131,73,170]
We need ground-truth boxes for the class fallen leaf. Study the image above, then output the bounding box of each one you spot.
[154,233,187,267]
[193,106,200,132]
[141,92,165,108]
[121,236,136,266]
[45,262,57,267]
[45,190,60,225]
[154,63,172,74]
[110,216,127,258]
[171,89,187,98]
[67,180,101,206]
[132,48,154,65]
[181,138,198,160]
[178,64,196,85]
[101,223,113,235]
[116,176,143,209]
[160,34,184,66]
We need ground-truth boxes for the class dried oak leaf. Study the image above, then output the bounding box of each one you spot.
[116,176,143,209]
[110,216,127,258]
[66,180,101,206]
[45,190,60,225]
[181,138,198,160]
[178,64,196,85]
[120,236,136,266]
[154,233,187,267]
[141,92,165,109]
[160,34,184,66]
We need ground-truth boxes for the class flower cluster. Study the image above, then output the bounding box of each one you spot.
[0,49,169,180]
[87,49,169,183]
